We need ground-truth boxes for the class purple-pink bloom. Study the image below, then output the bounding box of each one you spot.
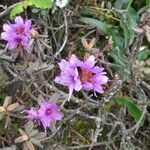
[54,54,108,97]
[54,55,82,99]
[23,102,62,131]
[79,55,108,94]
[22,108,40,124]
[38,102,63,130]
[1,16,31,51]
[58,54,82,71]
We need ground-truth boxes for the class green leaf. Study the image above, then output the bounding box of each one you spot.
[114,0,128,9]
[10,0,53,19]
[79,8,97,17]
[114,97,144,125]
[114,0,133,10]
[137,49,150,61]
[120,20,135,47]
[108,27,127,67]
[108,27,124,50]
[146,0,150,6]
[127,8,140,23]
[119,8,139,48]
[120,21,129,47]
[126,0,133,11]
[109,51,125,67]
[79,17,109,34]
[107,27,128,75]
[27,0,52,9]
[10,2,25,20]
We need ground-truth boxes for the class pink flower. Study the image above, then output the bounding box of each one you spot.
[79,55,108,94]
[54,54,108,97]
[23,102,62,131]
[1,16,31,51]
[54,55,82,99]
[22,108,40,124]
[58,54,82,71]
[38,102,63,130]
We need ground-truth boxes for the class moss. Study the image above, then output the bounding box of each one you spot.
[11,123,19,133]
[0,122,5,135]
[0,92,7,104]
[74,49,85,59]
[62,120,73,145]
[62,118,96,145]
[75,118,96,137]
[0,72,9,87]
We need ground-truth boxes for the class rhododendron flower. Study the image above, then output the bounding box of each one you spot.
[23,102,62,131]
[38,102,63,130]
[54,54,108,98]
[1,16,31,51]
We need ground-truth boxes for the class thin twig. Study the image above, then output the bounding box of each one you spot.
[54,11,68,57]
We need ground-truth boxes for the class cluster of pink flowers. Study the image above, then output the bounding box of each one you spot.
[54,54,108,98]
[1,16,109,131]
[23,101,62,131]
[1,16,31,51]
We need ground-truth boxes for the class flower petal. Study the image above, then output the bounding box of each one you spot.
[82,82,93,91]
[58,59,71,71]
[3,24,12,32]
[7,41,18,50]
[53,113,63,120]
[92,66,104,73]
[93,84,104,93]
[74,78,82,91]
[93,75,108,84]
[1,32,14,41]
[22,41,31,51]
[84,55,95,68]
[69,54,82,67]
[68,84,74,100]
[15,16,24,24]
[25,20,31,30]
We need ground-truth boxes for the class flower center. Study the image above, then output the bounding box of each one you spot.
[16,27,25,35]
[45,108,52,115]
[80,69,93,83]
